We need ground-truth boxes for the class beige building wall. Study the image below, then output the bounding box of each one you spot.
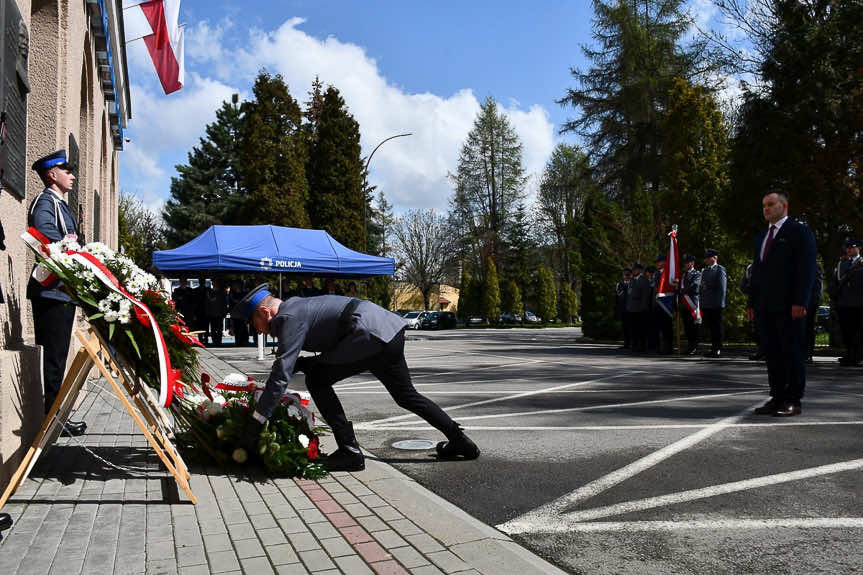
[0,0,128,487]
[393,282,460,313]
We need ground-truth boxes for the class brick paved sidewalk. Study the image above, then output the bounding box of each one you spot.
[0,378,565,575]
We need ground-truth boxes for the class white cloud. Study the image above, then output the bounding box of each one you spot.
[120,17,557,216]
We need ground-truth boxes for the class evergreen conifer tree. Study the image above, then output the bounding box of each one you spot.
[239,72,309,228]
[163,96,244,246]
[306,85,365,251]
[536,266,557,325]
[482,257,501,325]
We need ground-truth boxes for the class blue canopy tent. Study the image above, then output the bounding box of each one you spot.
[152,225,395,277]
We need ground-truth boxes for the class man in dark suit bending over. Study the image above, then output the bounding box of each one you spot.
[747,192,817,417]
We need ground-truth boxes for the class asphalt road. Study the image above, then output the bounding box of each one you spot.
[216,328,863,575]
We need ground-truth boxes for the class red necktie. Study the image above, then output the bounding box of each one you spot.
[762,225,776,261]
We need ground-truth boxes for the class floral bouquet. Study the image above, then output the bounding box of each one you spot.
[187,373,327,479]
[21,229,328,478]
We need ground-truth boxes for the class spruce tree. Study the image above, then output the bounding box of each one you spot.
[163,96,244,246]
[239,72,309,228]
[501,279,522,318]
[558,282,578,324]
[450,96,528,269]
[306,85,365,251]
[536,266,557,325]
[482,257,501,325]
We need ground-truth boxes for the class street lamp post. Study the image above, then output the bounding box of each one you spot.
[363,132,412,249]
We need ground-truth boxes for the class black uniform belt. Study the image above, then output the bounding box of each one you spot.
[337,298,361,339]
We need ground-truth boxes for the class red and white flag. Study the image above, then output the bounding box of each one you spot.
[657,227,679,296]
[124,0,184,94]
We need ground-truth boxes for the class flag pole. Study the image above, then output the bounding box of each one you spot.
[671,224,681,355]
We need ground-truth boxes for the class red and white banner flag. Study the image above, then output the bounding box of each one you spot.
[124,0,184,94]
[657,228,679,296]
[682,294,702,323]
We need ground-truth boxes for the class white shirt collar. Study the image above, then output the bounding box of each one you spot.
[769,215,788,231]
[45,187,67,203]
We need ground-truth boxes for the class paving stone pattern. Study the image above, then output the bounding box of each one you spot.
[0,378,553,575]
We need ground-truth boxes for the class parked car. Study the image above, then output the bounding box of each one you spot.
[816,305,830,333]
[403,311,428,329]
[524,311,542,324]
[499,312,522,324]
[421,311,457,330]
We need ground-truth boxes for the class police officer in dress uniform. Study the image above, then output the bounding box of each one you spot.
[231,286,480,472]
[834,239,863,366]
[615,268,632,349]
[27,150,86,436]
[700,249,727,357]
[680,255,701,355]
[626,263,651,352]
[645,265,659,352]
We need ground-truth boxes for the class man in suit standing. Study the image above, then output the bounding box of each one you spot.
[27,150,86,435]
[680,255,701,355]
[748,191,817,417]
[700,249,727,357]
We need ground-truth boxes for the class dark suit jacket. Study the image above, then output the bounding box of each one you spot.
[748,218,817,314]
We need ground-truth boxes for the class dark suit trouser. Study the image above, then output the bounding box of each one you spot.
[306,331,458,444]
[657,310,674,352]
[760,311,807,404]
[702,308,723,351]
[32,298,76,412]
[232,318,249,346]
[837,307,863,362]
[806,304,818,357]
[621,312,632,348]
[682,313,700,351]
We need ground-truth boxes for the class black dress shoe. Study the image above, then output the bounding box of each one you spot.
[773,403,802,417]
[748,352,764,361]
[703,349,721,358]
[317,446,365,472]
[754,399,780,415]
[436,433,480,460]
[686,347,699,356]
[0,512,12,531]
[60,421,87,437]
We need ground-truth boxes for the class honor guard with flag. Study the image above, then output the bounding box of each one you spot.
[626,263,651,353]
[680,255,701,355]
[27,150,86,436]
[654,254,676,354]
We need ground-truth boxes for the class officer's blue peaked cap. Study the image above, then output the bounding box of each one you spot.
[230,283,272,322]
[31,149,74,172]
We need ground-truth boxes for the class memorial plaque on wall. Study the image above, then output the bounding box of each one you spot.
[0,0,29,198]
[68,133,79,218]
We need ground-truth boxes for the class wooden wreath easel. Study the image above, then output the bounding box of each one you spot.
[0,328,197,509]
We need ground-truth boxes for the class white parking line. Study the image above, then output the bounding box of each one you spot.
[338,386,758,394]
[355,420,863,431]
[497,402,758,535]
[561,457,863,523]
[412,390,759,424]
[360,372,643,426]
[562,518,863,532]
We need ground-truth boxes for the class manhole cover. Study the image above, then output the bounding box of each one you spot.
[391,439,436,450]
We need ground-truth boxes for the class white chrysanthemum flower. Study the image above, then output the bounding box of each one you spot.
[223,373,247,386]
[104,310,119,323]
[298,434,310,448]
[287,405,301,419]
[117,311,130,324]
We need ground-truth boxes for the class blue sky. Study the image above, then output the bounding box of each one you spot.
[121,0,728,215]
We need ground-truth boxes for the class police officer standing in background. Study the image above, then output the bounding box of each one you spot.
[700,249,727,357]
[626,263,651,353]
[833,239,863,366]
[615,268,632,350]
[27,150,86,435]
[680,255,701,355]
